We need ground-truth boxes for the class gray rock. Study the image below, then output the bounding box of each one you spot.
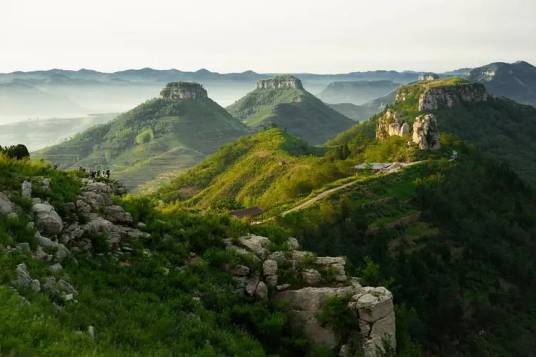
[0,192,15,215]
[14,263,41,292]
[255,281,268,299]
[49,263,63,273]
[103,205,133,225]
[32,202,63,236]
[302,269,322,286]
[21,180,32,198]
[262,259,278,276]
[16,242,31,252]
[412,114,440,150]
[245,274,260,296]
[288,237,300,250]
[238,235,271,258]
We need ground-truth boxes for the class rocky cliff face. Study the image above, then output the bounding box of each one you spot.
[376,109,410,140]
[160,82,208,100]
[225,235,396,357]
[418,83,488,111]
[256,75,304,90]
[412,114,440,150]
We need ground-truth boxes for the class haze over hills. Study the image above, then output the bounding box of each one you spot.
[227,76,354,145]
[318,80,400,105]
[469,60,536,107]
[34,82,249,190]
[329,91,397,121]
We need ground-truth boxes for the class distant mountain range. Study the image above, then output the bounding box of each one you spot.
[318,80,400,105]
[469,61,536,107]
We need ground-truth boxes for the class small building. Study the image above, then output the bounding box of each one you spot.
[354,163,392,170]
[230,207,263,220]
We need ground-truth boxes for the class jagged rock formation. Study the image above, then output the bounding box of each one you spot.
[418,73,440,81]
[4,178,149,305]
[376,109,410,139]
[225,235,396,356]
[256,75,304,90]
[412,114,440,150]
[160,82,208,100]
[418,83,488,111]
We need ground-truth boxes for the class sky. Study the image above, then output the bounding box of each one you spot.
[1,0,535,74]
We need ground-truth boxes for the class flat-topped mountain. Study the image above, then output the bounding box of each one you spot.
[469,60,536,107]
[318,80,400,105]
[227,75,354,145]
[35,82,249,190]
[160,82,208,100]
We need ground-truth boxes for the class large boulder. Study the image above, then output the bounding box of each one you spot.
[13,263,41,292]
[32,202,63,236]
[412,114,441,150]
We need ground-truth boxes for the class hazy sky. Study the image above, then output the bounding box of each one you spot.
[1,0,535,73]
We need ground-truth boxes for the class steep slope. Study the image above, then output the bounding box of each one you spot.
[35,82,249,190]
[318,80,399,105]
[469,60,536,107]
[329,91,396,121]
[227,76,354,145]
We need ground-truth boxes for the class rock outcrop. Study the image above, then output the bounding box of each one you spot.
[225,235,396,356]
[256,75,304,90]
[418,83,488,111]
[412,114,441,150]
[32,202,63,237]
[160,82,208,100]
[376,109,410,140]
[418,73,440,81]
[0,192,15,216]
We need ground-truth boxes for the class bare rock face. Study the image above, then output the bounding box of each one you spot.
[418,72,440,81]
[256,75,303,90]
[412,114,441,150]
[376,109,410,139]
[418,83,488,111]
[226,234,396,356]
[160,82,208,100]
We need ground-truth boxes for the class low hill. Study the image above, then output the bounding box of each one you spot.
[329,91,396,121]
[318,80,399,105]
[227,76,354,145]
[469,60,536,107]
[157,128,353,211]
[35,82,249,190]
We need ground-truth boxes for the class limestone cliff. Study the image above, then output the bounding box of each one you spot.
[160,82,208,100]
[418,83,488,111]
[256,75,304,90]
[376,109,410,140]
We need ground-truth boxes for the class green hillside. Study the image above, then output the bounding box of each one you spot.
[35,82,249,190]
[227,75,354,145]
[341,77,536,184]
[157,128,354,212]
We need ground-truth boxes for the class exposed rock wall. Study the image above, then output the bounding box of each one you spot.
[160,82,208,100]
[225,235,396,356]
[376,109,410,140]
[418,83,488,111]
[412,114,441,150]
[256,75,304,90]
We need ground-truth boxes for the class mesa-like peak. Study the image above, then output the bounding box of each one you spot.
[256,75,303,90]
[160,82,208,100]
